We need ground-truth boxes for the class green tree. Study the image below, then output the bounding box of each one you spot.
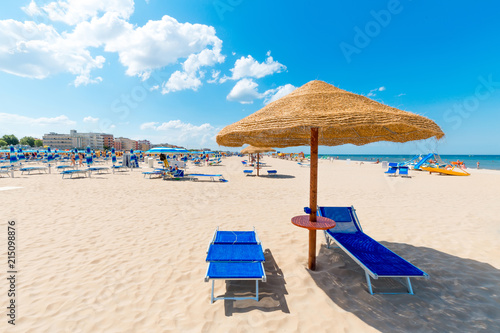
[0,139,7,147]
[34,139,43,147]
[1,134,19,146]
[20,136,36,147]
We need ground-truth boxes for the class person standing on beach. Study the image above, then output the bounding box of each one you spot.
[71,153,76,166]
[477,161,480,169]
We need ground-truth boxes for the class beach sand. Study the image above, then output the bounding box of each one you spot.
[1,156,500,332]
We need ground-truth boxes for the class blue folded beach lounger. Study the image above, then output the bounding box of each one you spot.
[205,228,266,303]
[317,206,429,295]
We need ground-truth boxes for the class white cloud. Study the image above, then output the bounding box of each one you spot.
[1,3,225,91]
[21,1,43,16]
[207,69,220,84]
[140,121,158,130]
[162,71,202,93]
[222,53,286,82]
[226,78,263,104]
[0,20,105,86]
[83,116,99,123]
[140,120,218,146]
[367,86,386,97]
[26,0,134,26]
[0,112,76,126]
[263,84,297,104]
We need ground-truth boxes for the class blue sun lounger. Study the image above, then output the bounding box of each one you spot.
[317,206,429,295]
[398,166,411,177]
[20,166,48,175]
[61,169,90,179]
[188,174,227,182]
[205,228,266,303]
[142,169,164,178]
[385,163,398,176]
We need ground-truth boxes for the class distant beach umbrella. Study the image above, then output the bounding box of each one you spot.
[17,148,25,161]
[9,146,18,164]
[240,146,276,176]
[85,147,93,166]
[217,80,444,270]
[47,147,53,163]
[111,147,117,165]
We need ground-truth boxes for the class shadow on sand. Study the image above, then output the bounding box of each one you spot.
[246,174,295,179]
[223,249,289,316]
[308,243,500,332]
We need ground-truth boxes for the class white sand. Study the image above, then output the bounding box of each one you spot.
[1,156,500,332]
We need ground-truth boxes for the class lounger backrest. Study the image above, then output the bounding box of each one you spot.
[318,206,361,233]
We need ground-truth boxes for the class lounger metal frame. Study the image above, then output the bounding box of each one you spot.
[320,206,429,295]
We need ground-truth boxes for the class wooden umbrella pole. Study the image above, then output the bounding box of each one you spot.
[257,153,260,176]
[308,127,319,270]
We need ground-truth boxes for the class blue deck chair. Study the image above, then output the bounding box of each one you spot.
[205,227,266,303]
[398,166,411,178]
[20,166,48,175]
[163,169,185,180]
[267,170,277,176]
[243,169,253,175]
[385,162,398,176]
[317,206,429,295]
[61,169,90,179]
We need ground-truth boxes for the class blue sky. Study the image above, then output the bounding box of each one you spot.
[0,0,499,154]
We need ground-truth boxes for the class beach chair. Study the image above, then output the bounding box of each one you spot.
[398,166,411,178]
[61,169,90,179]
[205,227,266,303]
[164,169,185,180]
[267,170,277,176]
[142,169,164,179]
[298,162,310,167]
[243,169,253,175]
[385,163,398,176]
[187,173,227,182]
[0,167,13,178]
[316,206,429,295]
[19,166,48,175]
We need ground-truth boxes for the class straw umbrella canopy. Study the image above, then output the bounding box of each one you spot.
[240,146,276,176]
[217,80,444,270]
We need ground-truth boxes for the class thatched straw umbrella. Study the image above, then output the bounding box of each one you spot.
[217,80,444,270]
[240,145,276,176]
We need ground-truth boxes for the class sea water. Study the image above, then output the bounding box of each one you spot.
[312,154,500,171]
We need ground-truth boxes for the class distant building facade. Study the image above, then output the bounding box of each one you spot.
[43,130,102,150]
[137,140,151,151]
[42,130,150,151]
[101,134,114,149]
